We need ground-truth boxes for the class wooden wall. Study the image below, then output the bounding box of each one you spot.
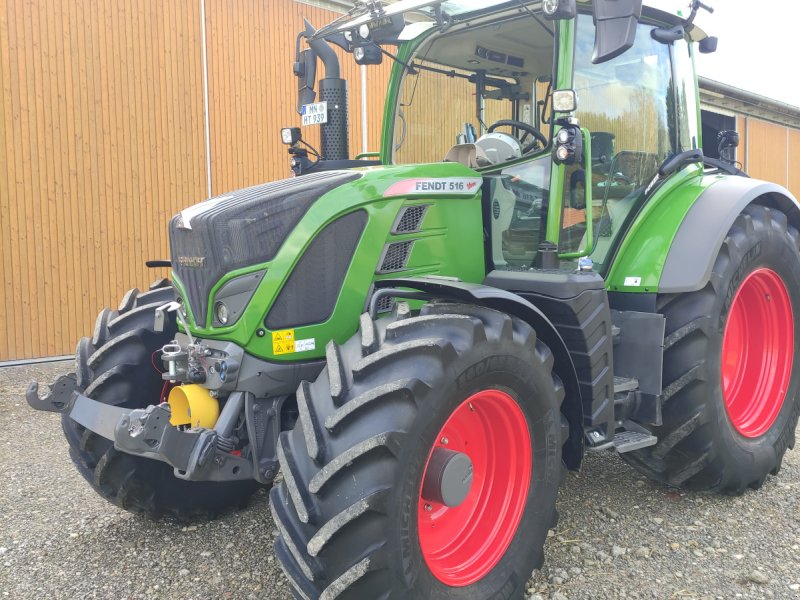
[0,0,390,361]
[734,116,800,199]
[0,0,798,361]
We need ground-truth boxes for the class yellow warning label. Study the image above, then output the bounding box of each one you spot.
[272,330,295,354]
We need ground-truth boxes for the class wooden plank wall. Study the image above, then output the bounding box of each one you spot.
[1,0,798,361]
[0,0,390,360]
[737,116,800,198]
[0,0,208,360]
[205,0,391,193]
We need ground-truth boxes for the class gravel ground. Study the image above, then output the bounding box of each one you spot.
[1,361,799,600]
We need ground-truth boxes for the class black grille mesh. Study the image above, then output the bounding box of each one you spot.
[170,171,360,326]
[393,205,427,233]
[375,295,395,314]
[265,210,367,330]
[378,241,414,273]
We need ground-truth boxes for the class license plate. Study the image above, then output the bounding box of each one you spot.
[301,101,328,126]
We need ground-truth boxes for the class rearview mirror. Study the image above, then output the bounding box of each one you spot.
[294,49,317,114]
[592,0,643,64]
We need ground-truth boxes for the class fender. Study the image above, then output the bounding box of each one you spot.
[660,177,800,293]
[374,276,585,470]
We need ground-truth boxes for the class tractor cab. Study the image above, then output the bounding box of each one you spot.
[288,0,712,275]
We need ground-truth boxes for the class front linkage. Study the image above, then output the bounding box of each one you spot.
[27,303,283,486]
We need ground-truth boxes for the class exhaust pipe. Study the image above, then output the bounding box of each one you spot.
[304,20,349,161]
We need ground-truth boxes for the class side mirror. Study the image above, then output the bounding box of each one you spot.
[699,36,718,54]
[592,0,643,64]
[718,130,739,164]
[294,48,317,114]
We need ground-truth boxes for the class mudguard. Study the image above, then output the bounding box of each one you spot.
[660,177,800,293]
[374,276,586,469]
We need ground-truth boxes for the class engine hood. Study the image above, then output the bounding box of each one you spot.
[169,170,361,327]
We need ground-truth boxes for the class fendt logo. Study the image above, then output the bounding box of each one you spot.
[176,256,207,268]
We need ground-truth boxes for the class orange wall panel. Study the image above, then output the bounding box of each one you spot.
[0,0,798,360]
[0,0,207,360]
[746,118,789,187]
[789,129,800,199]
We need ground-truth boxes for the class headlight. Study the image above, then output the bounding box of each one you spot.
[542,0,559,15]
[542,0,576,20]
[215,301,229,326]
[211,270,266,328]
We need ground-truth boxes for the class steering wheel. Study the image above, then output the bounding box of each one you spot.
[487,119,548,154]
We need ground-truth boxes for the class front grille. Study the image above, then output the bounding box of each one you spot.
[170,171,360,326]
[378,241,414,273]
[392,205,428,233]
[265,210,367,330]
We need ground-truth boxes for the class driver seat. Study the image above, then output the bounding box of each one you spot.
[443,143,493,169]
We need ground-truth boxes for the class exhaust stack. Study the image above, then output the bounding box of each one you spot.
[304,20,349,161]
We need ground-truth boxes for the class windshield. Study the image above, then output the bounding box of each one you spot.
[393,8,555,166]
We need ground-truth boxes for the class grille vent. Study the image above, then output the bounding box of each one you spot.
[265,210,367,329]
[375,295,395,314]
[392,205,428,234]
[378,241,414,273]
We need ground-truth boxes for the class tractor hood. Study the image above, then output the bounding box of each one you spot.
[169,170,361,327]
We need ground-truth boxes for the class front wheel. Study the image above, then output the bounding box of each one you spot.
[270,303,566,599]
[624,204,800,492]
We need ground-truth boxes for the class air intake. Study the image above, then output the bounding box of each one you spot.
[265,210,367,330]
[392,205,428,234]
[378,241,414,274]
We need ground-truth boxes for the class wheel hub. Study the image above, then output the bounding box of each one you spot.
[721,268,794,438]
[420,448,473,508]
[417,389,532,587]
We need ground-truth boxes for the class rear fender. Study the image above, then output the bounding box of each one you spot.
[374,277,585,470]
[660,178,800,293]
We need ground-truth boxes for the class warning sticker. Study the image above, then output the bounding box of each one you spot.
[272,329,295,355]
[272,330,315,355]
[623,277,642,287]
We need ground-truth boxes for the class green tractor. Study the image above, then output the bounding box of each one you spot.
[28,0,800,598]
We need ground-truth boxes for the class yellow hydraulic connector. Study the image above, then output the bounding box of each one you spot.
[168,384,220,428]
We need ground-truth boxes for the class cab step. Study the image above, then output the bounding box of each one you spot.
[614,376,638,393]
[613,429,657,453]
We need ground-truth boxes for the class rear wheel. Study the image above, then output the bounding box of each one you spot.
[62,280,260,520]
[270,303,566,599]
[624,204,800,492]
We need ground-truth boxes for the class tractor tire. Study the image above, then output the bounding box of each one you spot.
[624,204,800,493]
[62,279,260,521]
[270,303,567,600]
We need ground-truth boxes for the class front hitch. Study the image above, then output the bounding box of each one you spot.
[26,374,78,412]
[27,378,256,483]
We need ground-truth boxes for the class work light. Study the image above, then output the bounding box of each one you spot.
[281,127,301,146]
[542,0,576,20]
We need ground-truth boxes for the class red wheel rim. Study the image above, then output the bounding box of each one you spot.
[721,268,794,438]
[417,389,532,587]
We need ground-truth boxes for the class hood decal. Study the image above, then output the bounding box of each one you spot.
[384,177,483,198]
